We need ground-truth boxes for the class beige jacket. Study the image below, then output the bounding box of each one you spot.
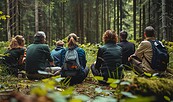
[135,37,155,73]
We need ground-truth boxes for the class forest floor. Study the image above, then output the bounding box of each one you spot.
[1,69,173,102]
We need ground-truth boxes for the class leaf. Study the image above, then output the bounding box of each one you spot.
[69,99,82,102]
[31,87,47,96]
[94,76,103,81]
[164,96,170,101]
[0,15,6,20]
[6,15,10,18]
[93,96,117,102]
[107,78,116,83]
[120,81,131,86]
[55,77,65,82]
[95,87,103,93]
[0,11,2,14]
[47,92,66,102]
[73,95,90,101]
[109,83,117,88]
[144,72,152,77]
[61,87,74,96]
[121,91,137,98]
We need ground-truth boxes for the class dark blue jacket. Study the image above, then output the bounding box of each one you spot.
[51,46,64,66]
[117,40,135,67]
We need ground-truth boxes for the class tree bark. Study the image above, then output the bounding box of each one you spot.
[35,0,38,33]
[162,0,166,40]
[7,0,11,41]
[133,0,136,40]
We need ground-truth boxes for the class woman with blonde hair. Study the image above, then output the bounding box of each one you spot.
[91,30,123,84]
[60,33,89,85]
[3,35,26,76]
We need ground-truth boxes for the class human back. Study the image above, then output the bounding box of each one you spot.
[117,31,135,68]
[25,31,58,80]
[92,30,123,83]
[3,35,25,75]
[26,43,52,74]
[129,26,169,74]
[60,33,89,85]
[51,40,64,66]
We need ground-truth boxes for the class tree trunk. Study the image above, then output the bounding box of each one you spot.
[139,0,142,38]
[162,0,166,40]
[113,0,116,31]
[120,0,122,31]
[7,0,11,41]
[101,0,104,40]
[117,0,119,35]
[35,0,38,33]
[142,5,145,40]
[103,0,106,31]
[107,0,110,29]
[133,0,136,40]
[96,0,99,43]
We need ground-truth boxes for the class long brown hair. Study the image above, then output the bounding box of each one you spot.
[8,35,25,50]
[67,33,78,48]
[102,30,118,43]
[15,35,25,47]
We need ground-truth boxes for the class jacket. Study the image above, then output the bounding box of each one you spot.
[95,42,122,72]
[135,37,155,72]
[117,40,135,67]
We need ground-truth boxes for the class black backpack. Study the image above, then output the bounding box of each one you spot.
[148,40,169,71]
[61,48,81,77]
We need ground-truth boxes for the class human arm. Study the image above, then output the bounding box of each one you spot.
[95,47,104,70]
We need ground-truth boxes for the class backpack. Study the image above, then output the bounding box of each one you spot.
[148,40,169,71]
[61,48,81,77]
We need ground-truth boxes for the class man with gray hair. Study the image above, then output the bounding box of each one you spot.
[25,31,61,80]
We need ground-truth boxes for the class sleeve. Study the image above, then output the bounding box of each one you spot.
[60,48,66,67]
[44,45,53,62]
[95,47,104,70]
[78,48,87,68]
[134,41,148,60]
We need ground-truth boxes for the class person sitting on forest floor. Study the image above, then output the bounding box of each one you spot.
[25,31,61,80]
[51,40,65,67]
[60,33,89,85]
[128,26,169,76]
[117,31,135,70]
[3,35,26,76]
[91,30,123,84]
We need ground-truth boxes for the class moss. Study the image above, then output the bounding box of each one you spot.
[133,77,173,97]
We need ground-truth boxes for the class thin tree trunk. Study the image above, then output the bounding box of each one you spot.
[101,0,104,39]
[148,0,150,24]
[103,0,106,31]
[7,0,11,40]
[117,0,119,35]
[107,0,110,29]
[96,0,99,43]
[139,0,142,38]
[113,0,116,31]
[142,5,145,40]
[35,0,38,33]
[133,0,136,40]
[162,0,166,40]
[120,0,122,31]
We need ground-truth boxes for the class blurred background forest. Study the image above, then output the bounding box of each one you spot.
[0,0,173,45]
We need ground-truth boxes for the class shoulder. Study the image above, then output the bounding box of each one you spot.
[139,40,151,48]
[141,40,150,45]
[76,47,85,53]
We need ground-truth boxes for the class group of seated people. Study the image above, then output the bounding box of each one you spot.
[2,26,168,85]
